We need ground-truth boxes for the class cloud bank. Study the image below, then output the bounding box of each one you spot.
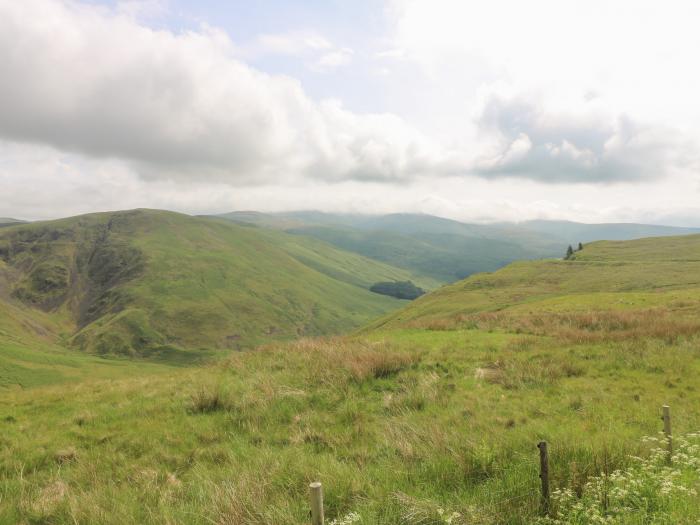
[1,0,699,224]
[0,0,458,184]
[473,91,686,183]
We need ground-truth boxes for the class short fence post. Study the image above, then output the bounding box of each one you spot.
[662,405,672,462]
[309,481,324,525]
[538,441,550,516]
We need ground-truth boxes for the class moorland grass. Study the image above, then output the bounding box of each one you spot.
[3,326,700,524]
[4,235,700,523]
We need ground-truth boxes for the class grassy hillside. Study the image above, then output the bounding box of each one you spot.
[218,211,564,282]
[219,211,700,284]
[368,234,700,330]
[0,218,25,228]
[3,234,700,523]
[0,209,419,365]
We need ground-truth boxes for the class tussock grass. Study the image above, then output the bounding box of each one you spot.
[5,235,700,523]
[481,355,585,390]
[5,325,698,524]
[411,308,700,346]
[232,337,420,387]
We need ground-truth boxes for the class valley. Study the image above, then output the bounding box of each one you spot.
[2,218,700,523]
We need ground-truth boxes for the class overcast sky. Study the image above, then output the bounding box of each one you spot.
[1,0,699,224]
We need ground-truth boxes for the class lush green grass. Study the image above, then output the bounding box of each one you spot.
[3,235,700,523]
[0,209,421,363]
[2,330,699,524]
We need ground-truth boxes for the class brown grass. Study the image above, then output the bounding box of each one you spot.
[411,308,700,345]
[250,337,421,386]
[188,384,230,413]
[479,355,584,390]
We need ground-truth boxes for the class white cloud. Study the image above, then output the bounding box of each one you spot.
[116,0,168,21]
[3,139,699,226]
[1,0,700,223]
[472,90,692,182]
[253,31,333,56]
[383,0,700,182]
[315,48,354,70]
[0,0,450,186]
[242,31,354,71]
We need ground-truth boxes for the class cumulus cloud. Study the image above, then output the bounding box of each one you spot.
[385,0,700,183]
[0,0,453,184]
[3,0,700,225]
[473,91,689,183]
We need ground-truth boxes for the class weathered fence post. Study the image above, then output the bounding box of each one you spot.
[538,441,550,515]
[309,481,324,525]
[662,405,672,462]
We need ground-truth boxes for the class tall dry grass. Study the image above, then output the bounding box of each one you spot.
[411,308,700,345]
[231,337,421,386]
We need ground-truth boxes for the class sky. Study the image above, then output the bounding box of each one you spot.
[1,0,700,224]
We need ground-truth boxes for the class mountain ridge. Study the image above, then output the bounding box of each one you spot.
[215,210,700,282]
[0,209,424,364]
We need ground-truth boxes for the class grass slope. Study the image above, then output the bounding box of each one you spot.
[0,209,414,364]
[218,211,564,282]
[4,235,700,523]
[0,260,168,387]
[368,234,700,330]
[219,211,700,284]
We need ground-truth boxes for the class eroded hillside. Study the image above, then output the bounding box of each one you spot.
[0,209,419,363]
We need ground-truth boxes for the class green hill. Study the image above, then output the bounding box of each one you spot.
[217,211,700,283]
[0,217,26,228]
[0,209,423,364]
[217,211,564,282]
[368,234,700,330]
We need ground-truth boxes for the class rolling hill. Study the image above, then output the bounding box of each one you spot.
[4,234,700,523]
[0,217,26,228]
[0,209,425,365]
[217,211,700,283]
[368,233,700,330]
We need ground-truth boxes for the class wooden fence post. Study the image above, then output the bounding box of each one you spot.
[538,441,550,515]
[309,481,324,525]
[537,441,549,516]
[662,405,672,462]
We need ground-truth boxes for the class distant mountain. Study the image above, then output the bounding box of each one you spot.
[0,218,26,228]
[216,211,700,283]
[0,209,424,361]
[518,220,700,244]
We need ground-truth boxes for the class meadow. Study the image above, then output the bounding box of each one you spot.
[2,234,700,523]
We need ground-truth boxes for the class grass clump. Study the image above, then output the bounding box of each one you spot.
[188,383,231,413]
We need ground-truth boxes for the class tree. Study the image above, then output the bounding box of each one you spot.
[565,245,574,259]
[370,280,425,300]
[578,242,583,251]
